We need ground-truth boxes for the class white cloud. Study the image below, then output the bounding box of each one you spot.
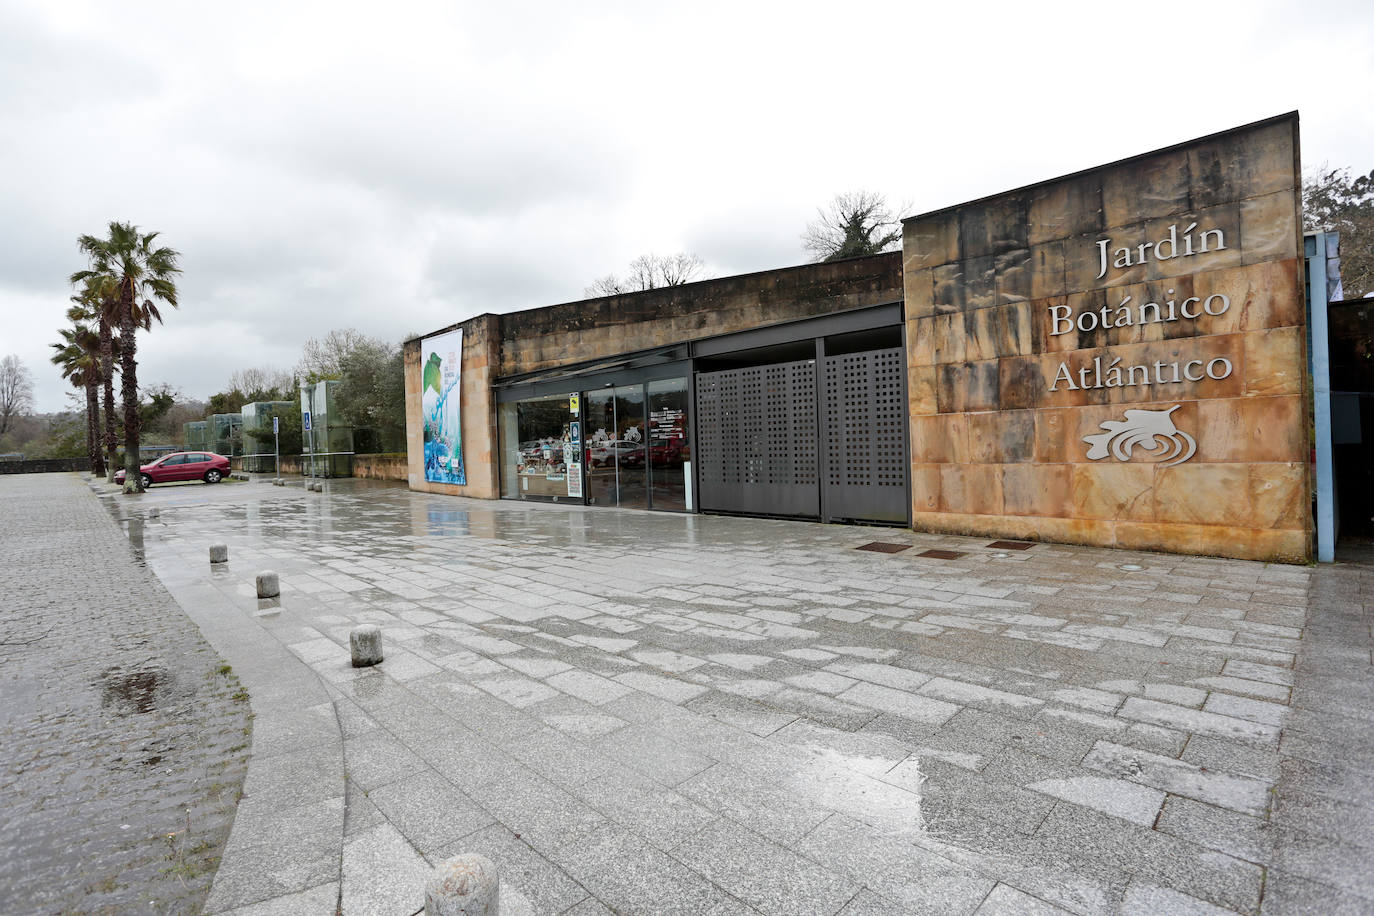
[4,0,1372,412]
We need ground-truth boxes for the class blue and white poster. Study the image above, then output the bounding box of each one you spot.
[421,327,465,485]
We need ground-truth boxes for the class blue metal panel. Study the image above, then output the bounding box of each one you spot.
[1307,231,1335,562]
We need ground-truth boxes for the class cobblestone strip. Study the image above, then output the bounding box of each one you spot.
[0,473,252,915]
[1261,550,1374,913]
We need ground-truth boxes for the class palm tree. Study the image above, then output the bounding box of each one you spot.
[72,223,181,493]
[69,276,120,481]
[50,319,106,477]
[61,293,117,477]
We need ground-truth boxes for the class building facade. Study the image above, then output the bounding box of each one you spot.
[404,113,1312,562]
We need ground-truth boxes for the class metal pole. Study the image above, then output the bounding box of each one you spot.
[306,386,317,479]
[274,415,280,479]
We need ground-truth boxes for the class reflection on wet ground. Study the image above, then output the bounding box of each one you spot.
[134,477,1374,915]
[98,665,171,715]
[122,516,145,564]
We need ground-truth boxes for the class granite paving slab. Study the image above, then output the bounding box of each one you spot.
[16,474,1368,915]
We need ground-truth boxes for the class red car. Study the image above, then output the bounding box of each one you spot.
[114,451,231,488]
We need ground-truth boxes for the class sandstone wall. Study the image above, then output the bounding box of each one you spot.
[404,314,500,499]
[499,255,903,376]
[902,113,1310,561]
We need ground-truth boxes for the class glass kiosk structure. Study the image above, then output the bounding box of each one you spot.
[300,380,354,478]
[241,400,296,473]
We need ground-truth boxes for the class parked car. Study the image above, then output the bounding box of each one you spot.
[588,440,645,467]
[649,439,685,466]
[114,451,231,488]
[617,443,648,467]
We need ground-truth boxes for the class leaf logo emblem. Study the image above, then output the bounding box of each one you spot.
[423,353,442,395]
[1083,404,1196,468]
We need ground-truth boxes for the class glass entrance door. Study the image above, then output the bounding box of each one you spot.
[584,386,647,509]
[648,378,691,511]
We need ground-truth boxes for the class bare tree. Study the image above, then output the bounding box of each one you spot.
[297,328,370,381]
[0,355,35,436]
[584,274,631,297]
[802,191,905,262]
[1305,164,1374,298]
[229,367,295,398]
[585,252,705,297]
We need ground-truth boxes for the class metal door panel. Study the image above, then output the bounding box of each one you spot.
[696,360,819,517]
[822,347,908,523]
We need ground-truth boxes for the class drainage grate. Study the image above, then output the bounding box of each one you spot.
[987,540,1034,550]
[916,549,966,560]
[856,542,911,554]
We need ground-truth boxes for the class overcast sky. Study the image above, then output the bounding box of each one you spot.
[4,0,1372,413]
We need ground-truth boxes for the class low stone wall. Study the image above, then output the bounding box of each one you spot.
[0,457,91,474]
[352,453,406,480]
[229,454,406,481]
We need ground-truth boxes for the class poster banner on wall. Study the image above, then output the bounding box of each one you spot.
[421,328,465,485]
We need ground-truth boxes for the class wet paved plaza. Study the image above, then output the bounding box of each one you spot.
[9,473,1374,915]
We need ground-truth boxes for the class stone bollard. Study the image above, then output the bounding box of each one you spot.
[209,544,229,564]
[350,625,383,668]
[256,571,280,598]
[425,854,498,916]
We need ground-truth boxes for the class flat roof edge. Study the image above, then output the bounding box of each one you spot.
[502,251,902,320]
[902,111,1300,225]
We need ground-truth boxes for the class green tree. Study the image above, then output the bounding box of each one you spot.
[139,383,177,434]
[205,367,293,418]
[334,337,405,452]
[1304,165,1374,298]
[242,402,302,460]
[70,276,120,481]
[36,407,87,460]
[49,319,106,476]
[802,191,905,262]
[72,223,181,493]
[155,394,207,446]
[205,387,249,417]
[61,294,111,473]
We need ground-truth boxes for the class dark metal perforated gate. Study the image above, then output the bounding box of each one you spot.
[821,347,908,523]
[695,347,908,523]
[696,361,819,517]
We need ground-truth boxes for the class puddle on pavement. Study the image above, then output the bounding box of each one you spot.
[122,518,147,565]
[98,665,173,715]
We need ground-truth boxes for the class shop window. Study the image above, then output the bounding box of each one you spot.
[499,394,580,501]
